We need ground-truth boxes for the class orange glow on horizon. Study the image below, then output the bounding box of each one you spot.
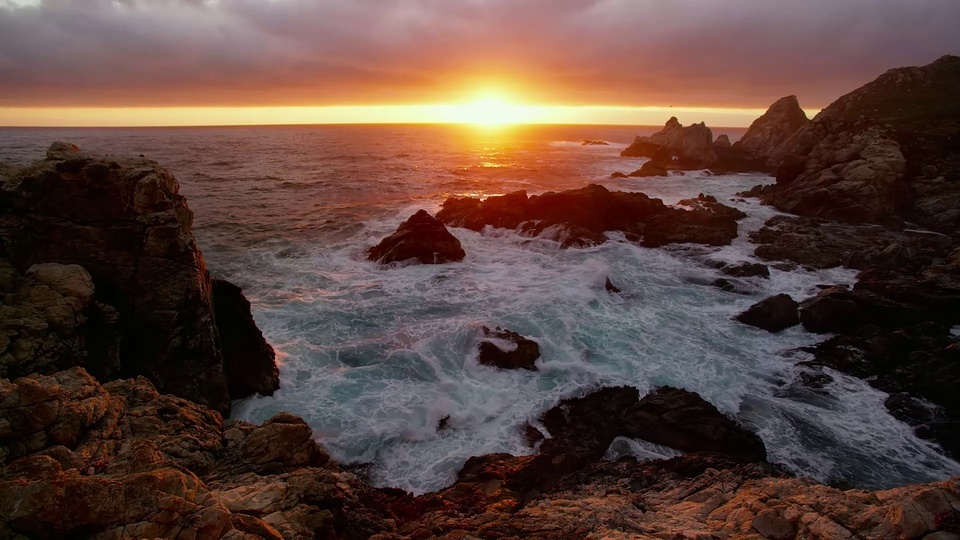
[0,103,822,128]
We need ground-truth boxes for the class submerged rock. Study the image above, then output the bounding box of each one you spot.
[604,277,621,293]
[368,209,466,265]
[736,294,800,333]
[721,262,771,278]
[477,326,540,370]
[0,143,278,413]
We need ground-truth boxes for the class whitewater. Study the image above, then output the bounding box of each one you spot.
[1,124,957,494]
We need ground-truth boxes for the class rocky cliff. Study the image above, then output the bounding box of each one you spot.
[733,95,809,163]
[0,143,278,413]
[620,117,718,169]
[762,55,960,232]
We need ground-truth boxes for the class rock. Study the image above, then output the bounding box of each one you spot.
[621,386,767,463]
[477,326,540,370]
[620,117,718,169]
[714,134,732,149]
[732,95,809,163]
[799,287,869,333]
[737,183,770,198]
[368,210,466,265]
[627,161,668,177]
[211,279,279,400]
[761,56,960,234]
[581,140,608,146]
[0,144,278,413]
[736,294,799,333]
[609,171,628,179]
[604,277,621,293]
[437,184,742,249]
[721,262,770,278]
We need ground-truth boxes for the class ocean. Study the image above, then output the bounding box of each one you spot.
[1,124,957,494]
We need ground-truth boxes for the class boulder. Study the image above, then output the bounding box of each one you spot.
[721,262,770,278]
[735,294,799,333]
[477,326,540,370]
[761,56,960,234]
[437,184,742,249]
[368,210,465,265]
[732,95,809,162]
[628,161,668,177]
[610,171,628,179]
[211,279,279,399]
[620,117,718,169]
[0,144,278,413]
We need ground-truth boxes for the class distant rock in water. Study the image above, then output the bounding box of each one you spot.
[437,184,744,249]
[0,142,278,413]
[762,55,960,233]
[735,294,800,333]
[620,117,718,169]
[628,161,668,177]
[732,95,809,163]
[368,209,466,264]
[610,171,628,179]
[581,140,609,146]
[713,134,732,149]
[477,326,540,370]
[604,277,621,293]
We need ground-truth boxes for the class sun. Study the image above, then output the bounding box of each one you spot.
[448,94,535,126]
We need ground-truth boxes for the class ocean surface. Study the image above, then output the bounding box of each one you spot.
[2,124,958,494]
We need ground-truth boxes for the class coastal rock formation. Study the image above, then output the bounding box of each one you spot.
[0,143,278,413]
[628,161,668,177]
[610,171,628,178]
[714,134,732,149]
[437,184,744,248]
[736,294,800,333]
[211,279,279,399]
[477,326,540,370]
[762,55,960,232]
[368,210,466,264]
[720,262,770,278]
[620,117,718,169]
[732,95,809,162]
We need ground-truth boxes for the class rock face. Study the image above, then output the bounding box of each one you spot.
[762,55,960,233]
[736,294,800,333]
[628,161,668,177]
[621,117,718,169]
[211,279,279,399]
[368,210,466,265]
[732,95,809,162]
[477,326,540,370]
[0,143,278,413]
[437,184,744,249]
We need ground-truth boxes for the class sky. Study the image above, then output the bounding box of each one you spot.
[1,0,959,127]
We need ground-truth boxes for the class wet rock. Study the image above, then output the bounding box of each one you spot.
[732,95,809,163]
[604,277,621,293]
[721,262,771,278]
[609,171,628,179]
[736,294,799,333]
[211,278,279,399]
[368,209,466,265]
[437,184,742,249]
[737,183,771,198]
[477,326,540,370]
[628,161,668,177]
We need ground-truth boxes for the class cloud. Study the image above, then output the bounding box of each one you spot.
[1,0,959,108]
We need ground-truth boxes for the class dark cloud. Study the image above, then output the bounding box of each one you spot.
[1,0,959,108]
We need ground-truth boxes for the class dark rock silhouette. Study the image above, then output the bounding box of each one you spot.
[368,210,466,264]
[620,117,718,169]
[477,326,540,370]
[212,279,279,399]
[736,294,800,333]
[732,95,809,163]
[628,161,668,177]
[721,262,770,278]
[604,277,621,293]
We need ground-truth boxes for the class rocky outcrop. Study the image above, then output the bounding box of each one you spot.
[0,143,278,413]
[714,134,732,149]
[211,279,279,399]
[628,161,668,177]
[620,117,718,169]
[720,262,770,278]
[368,210,466,265]
[732,95,809,162]
[477,326,540,370]
[436,184,744,249]
[736,294,800,333]
[762,55,960,233]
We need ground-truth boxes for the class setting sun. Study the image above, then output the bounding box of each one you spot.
[451,96,530,126]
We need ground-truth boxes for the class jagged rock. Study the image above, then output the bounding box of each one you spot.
[604,277,621,293]
[620,117,718,169]
[621,386,767,462]
[732,95,809,162]
[211,279,279,399]
[736,294,799,333]
[368,210,466,265]
[721,262,770,278]
[609,171,628,179]
[762,56,960,233]
[0,143,278,413]
[714,134,732,149]
[477,326,540,370]
[628,161,669,177]
[677,193,748,221]
[437,184,742,249]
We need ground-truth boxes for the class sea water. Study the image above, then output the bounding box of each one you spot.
[2,124,957,494]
